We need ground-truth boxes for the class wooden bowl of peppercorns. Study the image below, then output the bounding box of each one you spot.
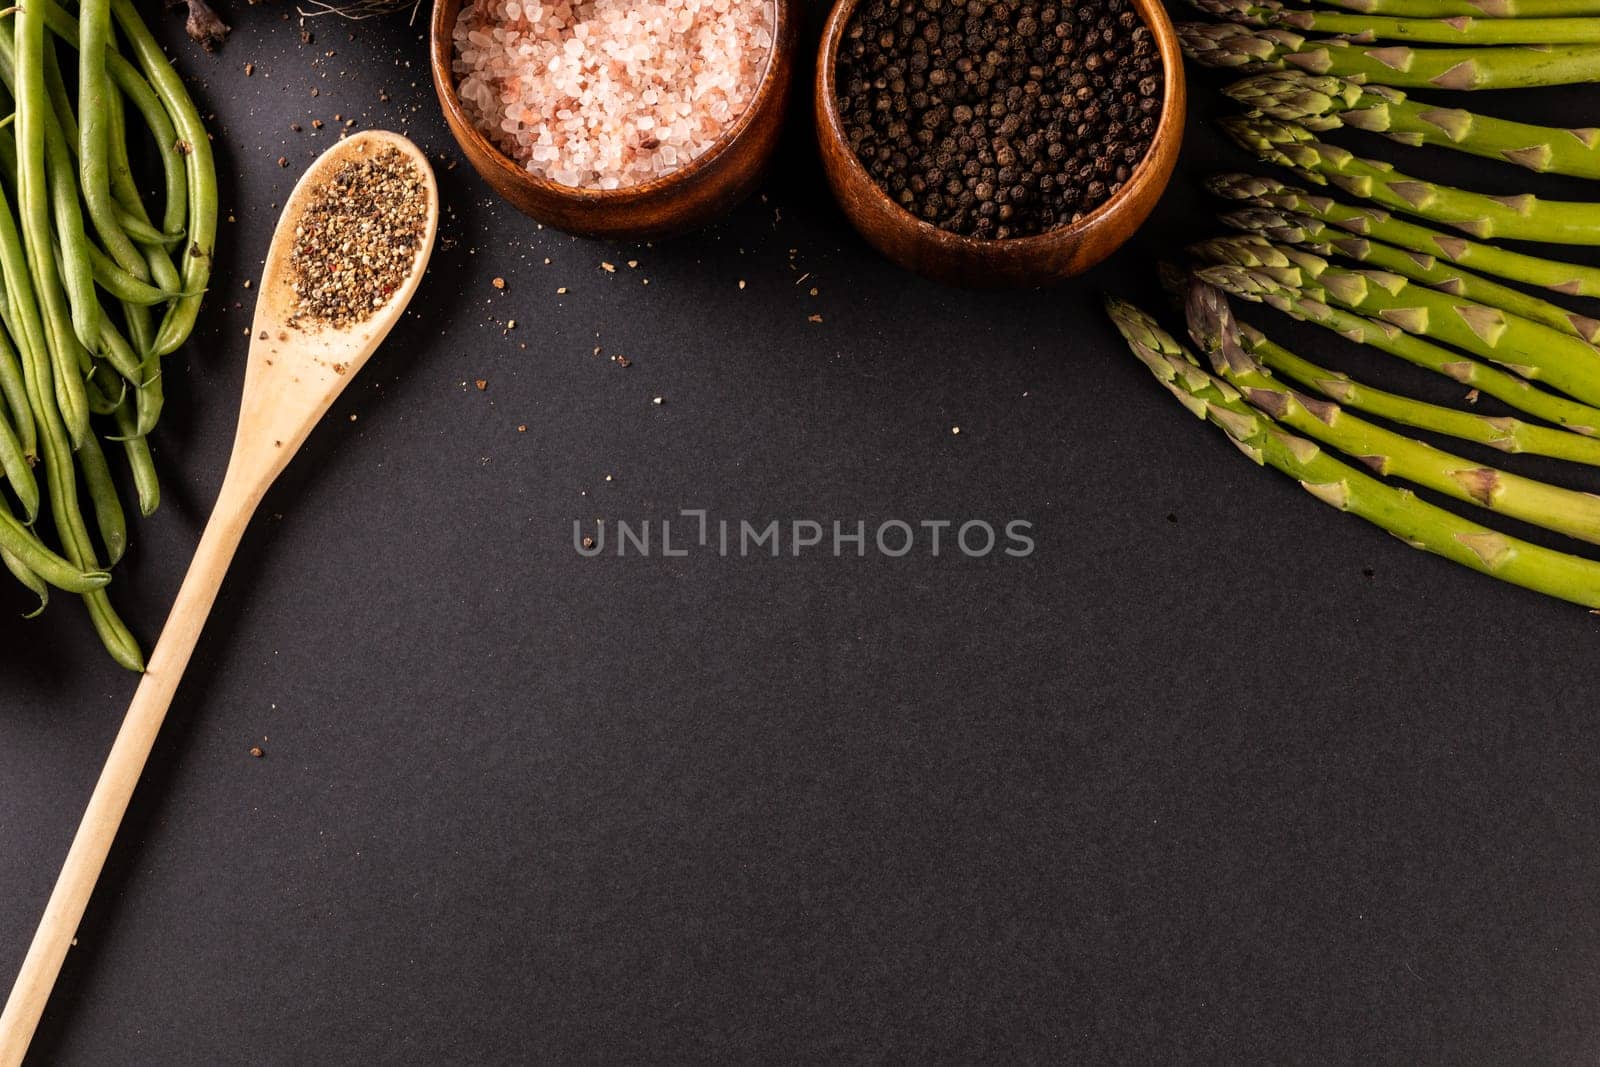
[816,0,1185,287]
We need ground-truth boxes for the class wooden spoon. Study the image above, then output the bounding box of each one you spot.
[0,129,439,1063]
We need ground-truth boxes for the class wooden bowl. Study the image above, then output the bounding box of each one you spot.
[814,0,1186,288]
[431,0,797,241]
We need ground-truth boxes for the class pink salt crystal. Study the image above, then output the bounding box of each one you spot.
[453,0,773,190]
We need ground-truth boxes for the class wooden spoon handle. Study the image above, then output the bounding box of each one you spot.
[0,477,260,1066]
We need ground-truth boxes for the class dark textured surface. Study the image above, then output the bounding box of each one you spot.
[2,3,1600,1063]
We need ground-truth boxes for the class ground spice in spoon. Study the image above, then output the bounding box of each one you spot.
[836,0,1163,240]
[290,145,428,328]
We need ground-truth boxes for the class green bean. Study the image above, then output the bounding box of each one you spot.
[139,235,181,297]
[0,93,27,460]
[103,81,137,211]
[111,393,156,516]
[0,398,35,520]
[112,0,212,357]
[95,308,143,384]
[133,349,159,433]
[106,62,185,244]
[0,168,55,435]
[40,39,100,352]
[83,361,122,414]
[0,265,33,460]
[103,82,168,360]
[118,291,159,430]
[39,29,73,154]
[88,241,180,304]
[0,540,50,617]
[113,205,180,246]
[10,12,88,445]
[75,423,125,564]
[0,306,36,514]
[138,232,181,296]
[0,498,109,594]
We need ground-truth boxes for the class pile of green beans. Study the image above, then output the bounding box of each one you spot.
[0,0,214,670]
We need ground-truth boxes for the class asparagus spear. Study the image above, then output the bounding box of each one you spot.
[1184,279,1600,543]
[1189,233,1303,282]
[1105,296,1600,612]
[1192,238,1600,407]
[1217,203,1600,342]
[1233,319,1600,466]
[1226,71,1600,178]
[1207,172,1600,297]
[1199,261,1600,434]
[1315,0,1600,17]
[1179,21,1303,69]
[1191,234,1600,389]
[1221,115,1600,245]
[1191,0,1600,45]
[1179,21,1600,88]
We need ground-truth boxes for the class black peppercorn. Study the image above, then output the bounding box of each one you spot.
[837,0,1162,239]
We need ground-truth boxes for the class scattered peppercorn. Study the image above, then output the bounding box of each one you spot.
[289,144,427,328]
[835,0,1162,239]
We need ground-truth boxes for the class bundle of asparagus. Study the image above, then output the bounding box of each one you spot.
[1110,0,1600,609]
[1106,297,1600,610]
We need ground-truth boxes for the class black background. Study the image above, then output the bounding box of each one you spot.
[3,1,1599,1062]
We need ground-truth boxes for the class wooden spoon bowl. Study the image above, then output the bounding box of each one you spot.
[814,0,1186,288]
[430,0,798,240]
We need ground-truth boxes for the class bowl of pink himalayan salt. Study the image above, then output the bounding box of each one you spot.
[433,0,796,239]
